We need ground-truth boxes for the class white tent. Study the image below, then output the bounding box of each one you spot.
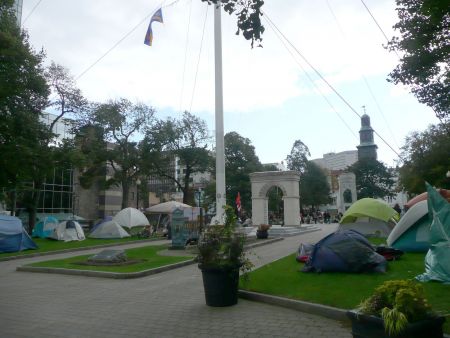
[113,207,149,228]
[89,220,130,239]
[146,201,192,213]
[49,220,86,242]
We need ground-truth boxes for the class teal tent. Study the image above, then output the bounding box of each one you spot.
[416,183,450,283]
[387,200,431,252]
[32,216,59,238]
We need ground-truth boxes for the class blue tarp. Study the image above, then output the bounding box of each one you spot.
[302,229,386,273]
[0,215,37,253]
[416,183,450,283]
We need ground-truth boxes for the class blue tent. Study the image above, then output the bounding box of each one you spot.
[32,216,59,238]
[302,229,386,273]
[0,215,38,253]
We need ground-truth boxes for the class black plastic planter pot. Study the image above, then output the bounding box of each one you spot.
[256,230,268,239]
[199,265,240,307]
[346,310,445,338]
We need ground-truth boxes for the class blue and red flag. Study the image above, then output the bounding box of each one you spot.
[144,8,163,46]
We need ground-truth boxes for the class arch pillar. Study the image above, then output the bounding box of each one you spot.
[250,171,301,226]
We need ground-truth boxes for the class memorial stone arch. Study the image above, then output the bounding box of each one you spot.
[249,171,301,226]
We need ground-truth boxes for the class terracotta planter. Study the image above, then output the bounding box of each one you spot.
[346,310,445,338]
[199,265,240,307]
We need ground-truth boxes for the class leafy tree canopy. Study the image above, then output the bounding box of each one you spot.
[0,0,51,219]
[79,99,155,208]
[202,0,264,47]
[300,161,330,208]
[399,122,450,193]
[348,159,395,199]
[224,131,262,213]
[286,139,310,174]
[141,111,211,204]
[387,0,449,122]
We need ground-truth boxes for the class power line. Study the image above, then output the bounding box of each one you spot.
[22,0,43,26]
[75,0,182,81]
[359,0,401,59]
[189,5,209,113]
[325,0,400,149]
[179,0,193,114]
[263,14,357,139]
[262,10,403,160]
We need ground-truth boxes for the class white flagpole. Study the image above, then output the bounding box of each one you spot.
[214,2,226,223]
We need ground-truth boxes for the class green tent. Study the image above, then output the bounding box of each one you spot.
[416,183,450,283]
[340,198,400,224]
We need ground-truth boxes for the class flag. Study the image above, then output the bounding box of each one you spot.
[144,8,163,46]
[236,192,241,213]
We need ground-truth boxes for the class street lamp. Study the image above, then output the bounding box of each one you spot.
[446,170,450,178]
[136,178,141,209]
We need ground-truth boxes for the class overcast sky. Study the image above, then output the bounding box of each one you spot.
[21,0,438,167]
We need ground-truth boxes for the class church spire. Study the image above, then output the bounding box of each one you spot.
[357,107,378,160]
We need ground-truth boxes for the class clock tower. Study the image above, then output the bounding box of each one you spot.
[357,109,378,160]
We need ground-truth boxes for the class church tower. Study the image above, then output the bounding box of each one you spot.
[357,109,378,160]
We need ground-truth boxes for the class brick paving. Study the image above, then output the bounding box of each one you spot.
[0,224,352,338]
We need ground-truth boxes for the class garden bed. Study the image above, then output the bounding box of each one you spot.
[22,245,193,274]
[239,252,450,334]
[0,235,166,260]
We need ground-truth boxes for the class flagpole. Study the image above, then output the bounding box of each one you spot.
[214,2,226,223]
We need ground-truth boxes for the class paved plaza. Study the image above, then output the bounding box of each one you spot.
[0,224,352,338]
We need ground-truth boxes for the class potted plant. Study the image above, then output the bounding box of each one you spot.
[197,205,252,307]
[256,224,270,239]
[347,280,445,338]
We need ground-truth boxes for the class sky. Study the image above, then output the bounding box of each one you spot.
[21,0,439,168]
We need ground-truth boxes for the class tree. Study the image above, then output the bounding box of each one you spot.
[0,0,50,221]
[348,159,395,199]
[45,62,87,134]
[224,131,262,214]
[387,0,449,122]
[141,111,211,204]
[300,161,330,208]
[202,0,264,47]
[80,99,155,209]
[286,139,310,173]
[399,122,450,193]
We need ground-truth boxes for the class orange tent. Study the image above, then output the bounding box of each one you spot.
[405,189,450,209]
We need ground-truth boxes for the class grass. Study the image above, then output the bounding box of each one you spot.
[240,252,450,333]
[28,245,193,273]
[0,235,166,258]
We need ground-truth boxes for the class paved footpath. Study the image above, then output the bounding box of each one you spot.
[0,224,352,338]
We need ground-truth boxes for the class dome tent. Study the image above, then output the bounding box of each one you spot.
[302,229,386,273]
[113,207,149,228]
[32,216,59,238]
[339,198,399,237]
[387,200,431,252]
[0,215,37,253]
[89,220,130,239]
[49,220,85,242]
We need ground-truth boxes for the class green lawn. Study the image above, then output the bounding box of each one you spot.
[0,235,166,258]
[28,245,193,273]
[240,252,450,333]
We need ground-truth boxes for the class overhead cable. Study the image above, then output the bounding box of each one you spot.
[262,10,403,160]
